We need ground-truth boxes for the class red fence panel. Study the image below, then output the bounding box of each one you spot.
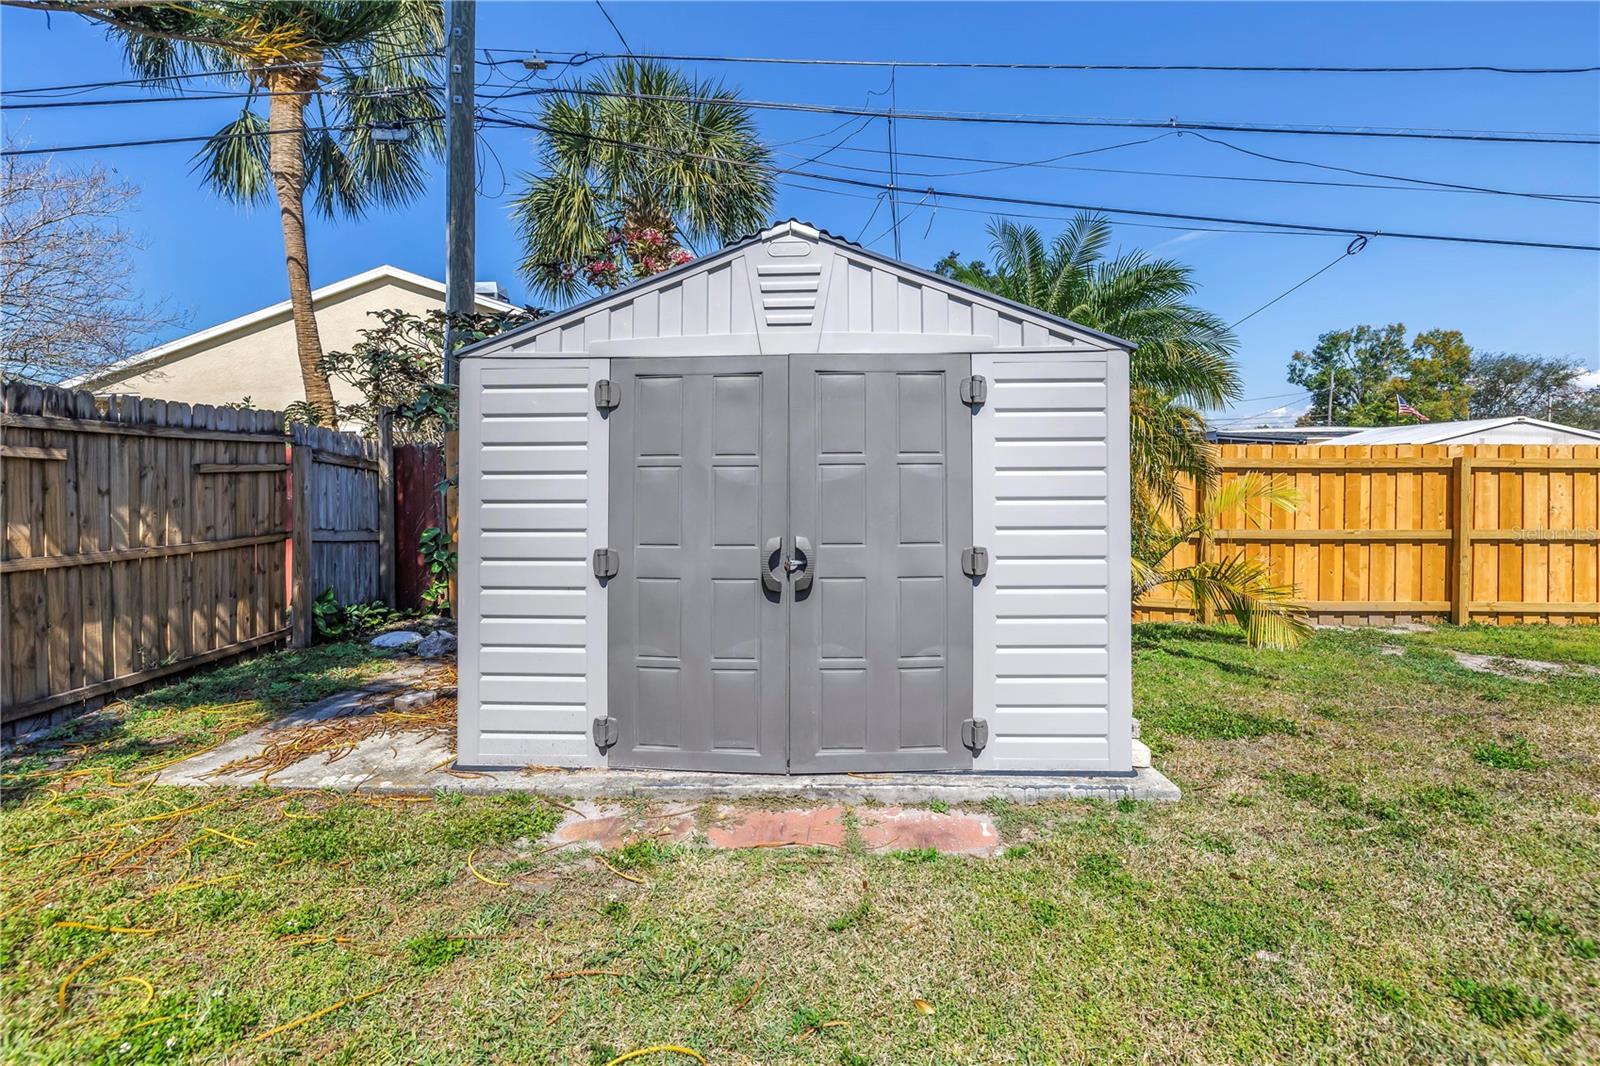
[394,444,445,610]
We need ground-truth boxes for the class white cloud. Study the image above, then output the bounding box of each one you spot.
[1576,367,1600,390]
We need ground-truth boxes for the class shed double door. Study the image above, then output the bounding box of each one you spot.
[608,354,973,773]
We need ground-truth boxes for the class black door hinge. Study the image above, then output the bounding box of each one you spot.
[592,716,618,752]
[959,374,987,408]
[961,546,988,579]
[962,718,989,754]
[594,379,620,411]
[592,548,619,580]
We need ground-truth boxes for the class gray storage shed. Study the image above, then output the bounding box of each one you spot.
[456,221,1134,774]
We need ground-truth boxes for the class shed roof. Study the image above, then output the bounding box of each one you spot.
[460,220,1133,360]
[1333,417,1600,445]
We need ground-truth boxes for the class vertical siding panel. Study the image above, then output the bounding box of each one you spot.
[659,282,683,337]
[706,264,732,334]
[609,302,634,341]
[632,289,660,338]
[896,279,921,332]
[948,298,973,336]
[681,270,708,336]
[729,257,756,335]
[997,314,1023,348]
[922,287,948,334]
[847,262,872,332]
[972,303,999,342]
[871,267,898,331]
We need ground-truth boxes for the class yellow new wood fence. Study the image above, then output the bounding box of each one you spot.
[1134,444,1600,626]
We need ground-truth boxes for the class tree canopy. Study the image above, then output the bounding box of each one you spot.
[1288,323,1473,426]
[1468,352,1600,429]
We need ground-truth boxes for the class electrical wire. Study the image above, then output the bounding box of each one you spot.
[593,1,635,54]
[485,85,1600,144]
[477,112,1600,251]
[1228,236,1368,328]
[768,137,1600,204]
[500,49,1600,76]
[0,114,440,157]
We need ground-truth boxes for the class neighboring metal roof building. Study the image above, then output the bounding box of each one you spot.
[1332,417,1600,446]
[1206,426,1366,445]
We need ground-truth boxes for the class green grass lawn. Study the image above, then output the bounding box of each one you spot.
[3,624,1597,1064]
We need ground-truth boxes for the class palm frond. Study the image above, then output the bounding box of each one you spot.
[191,108,272,206]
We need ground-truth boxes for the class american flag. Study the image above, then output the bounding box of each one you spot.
[1397,395,1429,422]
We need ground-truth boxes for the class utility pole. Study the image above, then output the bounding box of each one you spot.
[886,64,902,259]
[442,0,475,618]
[443,0,476,386]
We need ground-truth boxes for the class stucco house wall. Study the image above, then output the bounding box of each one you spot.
[67,266,516,415]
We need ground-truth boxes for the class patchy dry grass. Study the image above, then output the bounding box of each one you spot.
[3,625,1598,1063]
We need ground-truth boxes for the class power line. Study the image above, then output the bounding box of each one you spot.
[593,1,634,54]
[487,85,1600,144]
[1,52,446,97]
[772,138,1600,205]
[478,112,1600,251]
[0,85,436,111]
[1182,131,1598,205]
[487,48,1600,76]
[1228,236,1367,328]
[0,115,439,157]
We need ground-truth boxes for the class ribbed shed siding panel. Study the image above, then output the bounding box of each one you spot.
[972,352,1131,771]
[458,358,604,766]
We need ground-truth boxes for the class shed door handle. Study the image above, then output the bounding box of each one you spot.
[762,536,784,595]
[791,535,813,593]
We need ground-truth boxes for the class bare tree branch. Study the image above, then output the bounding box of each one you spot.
[1,152,186,381]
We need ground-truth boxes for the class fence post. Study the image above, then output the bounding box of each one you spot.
[376,408,396,607]
[1451,456,1474,625]
[1195,473,1213,623]
[290,436,314,647]
[444,429,459,618]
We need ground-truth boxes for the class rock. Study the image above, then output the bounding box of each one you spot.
[1131,716,1141,739]
[415,630,457,659]
[393,689,439,712]
[1131,739,1152,769]
[370,630,423,649]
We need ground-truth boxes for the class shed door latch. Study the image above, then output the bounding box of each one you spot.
[962,718,989,754]
[592,548,619,580]
[592,716,618,752]
[959,374,987,408]
[961,546,988,579]
[594,379,620,411]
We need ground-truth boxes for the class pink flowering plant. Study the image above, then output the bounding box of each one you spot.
[568,220,695,292]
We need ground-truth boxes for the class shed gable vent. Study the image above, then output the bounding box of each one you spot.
[757,261,821,326]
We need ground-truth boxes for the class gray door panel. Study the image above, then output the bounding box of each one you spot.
[788,355,974,772]
[608,357,788,771]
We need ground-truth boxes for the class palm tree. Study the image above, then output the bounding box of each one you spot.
[936,214,1242,527]
[1134,473,1310,648]
[937,215,1310,644]
[511,59,774,301]
[14,2,445,421]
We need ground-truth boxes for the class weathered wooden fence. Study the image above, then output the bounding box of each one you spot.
[288,421,393,646]
[2,382,292,728]
[2,383,413,732]
[1136,443,1600,626]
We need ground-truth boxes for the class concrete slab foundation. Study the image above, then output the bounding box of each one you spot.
[156,674,1180,805]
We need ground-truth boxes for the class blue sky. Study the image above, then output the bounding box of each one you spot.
[4,1,1598,422]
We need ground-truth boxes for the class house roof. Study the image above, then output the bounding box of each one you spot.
[1333,416,1600,445]
[64,265,518,389]
[458,219,1135,360]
